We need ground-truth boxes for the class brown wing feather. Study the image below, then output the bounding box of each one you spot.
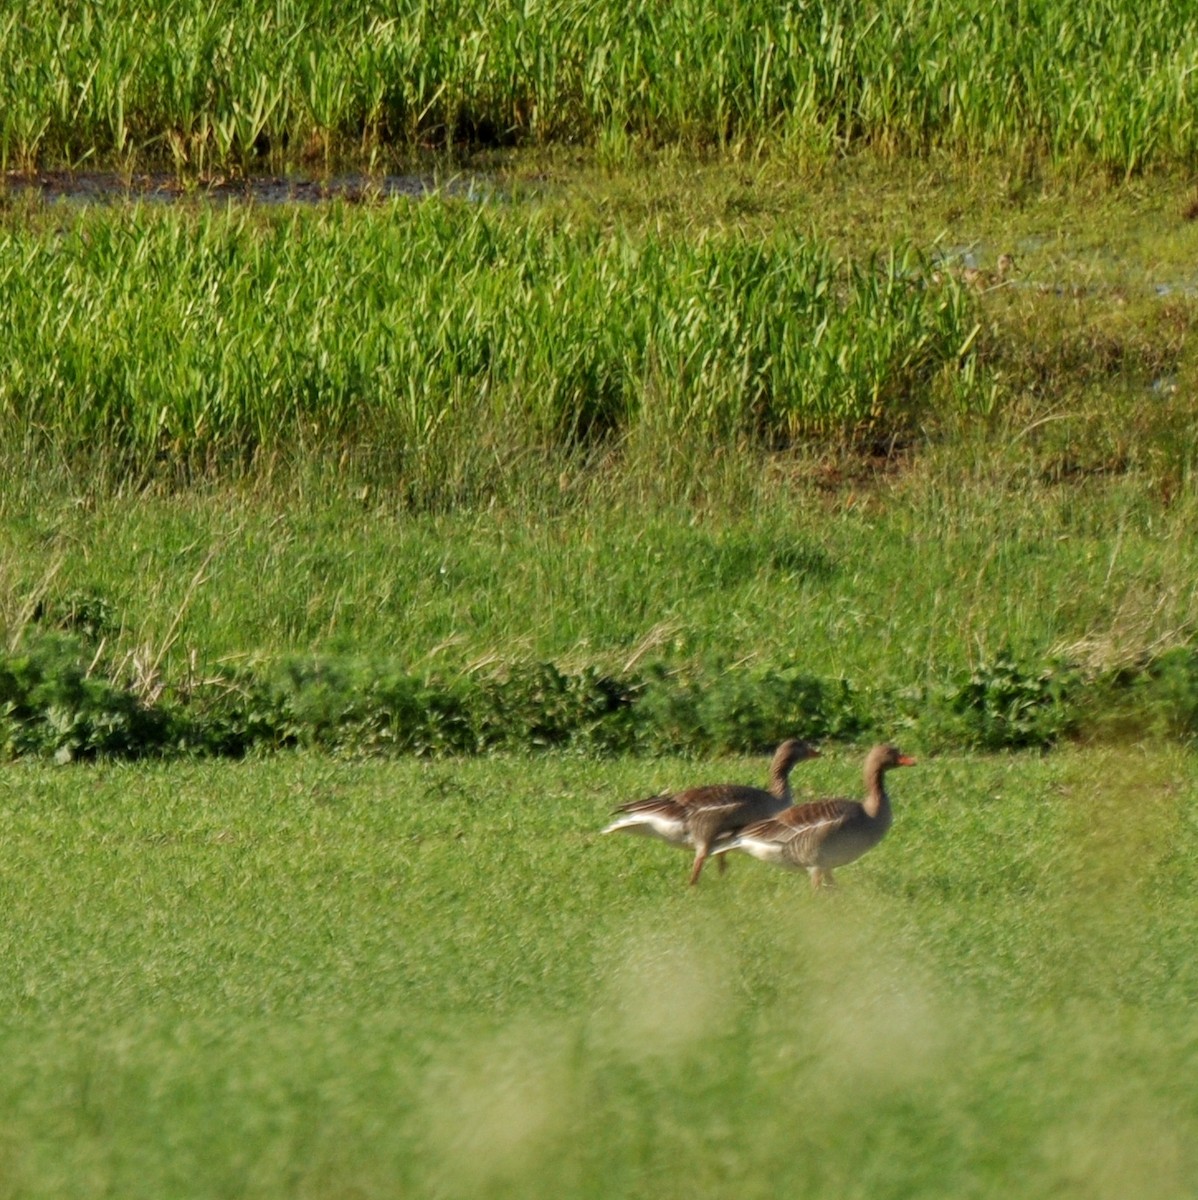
[614,792,686,818]
[738,798,859,844]
[675,783,771,813]
[663,785,780,849]
[614,783,765,820]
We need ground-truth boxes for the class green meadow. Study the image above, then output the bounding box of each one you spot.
[3,1,1198,1195]
[2,747,1197,1198]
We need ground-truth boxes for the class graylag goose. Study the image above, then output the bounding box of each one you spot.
[712,743,915,889]
[602,738,821,885]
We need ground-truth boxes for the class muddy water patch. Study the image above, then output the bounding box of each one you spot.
[1,169,493,207]
[932,238,1198,301]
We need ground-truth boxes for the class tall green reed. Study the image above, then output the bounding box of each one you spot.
[2,0,1197,173]
[0,202,977,481]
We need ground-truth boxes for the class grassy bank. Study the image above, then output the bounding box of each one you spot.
[1,748,1196,1198]
[2,124,1197,1196]
[4,0,1198,173]
[3,8,1198,1190]
[2,159,1197,758]
[4,452,1198,759]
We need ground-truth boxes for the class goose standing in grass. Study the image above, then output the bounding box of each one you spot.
[712,743,915,889]
[602,738,821,885]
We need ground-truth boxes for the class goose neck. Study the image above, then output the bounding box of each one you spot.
[862,771,889,819]
[769,767,793,803]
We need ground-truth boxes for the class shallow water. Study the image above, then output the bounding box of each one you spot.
[933,238,1198,302]
[1,168,483,207]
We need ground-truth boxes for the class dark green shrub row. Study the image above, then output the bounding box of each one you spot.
[4,633,1198,763]
[151,658,867,760]
[902,651,1080,752]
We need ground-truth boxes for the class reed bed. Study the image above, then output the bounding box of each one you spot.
[2,0,1197,174]
[0,202,976,472]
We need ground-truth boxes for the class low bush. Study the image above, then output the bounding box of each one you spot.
[0,633,172,762]
[4,630,1195,763]
[634,662,866,753]
[910,651,1081,751]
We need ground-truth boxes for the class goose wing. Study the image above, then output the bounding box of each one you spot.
[616,782,776,820]
[736,797,859,846]
[613,790,687,819]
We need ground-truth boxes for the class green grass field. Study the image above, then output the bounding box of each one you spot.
[2,746,1196,1198]
[3,5,1198,1192]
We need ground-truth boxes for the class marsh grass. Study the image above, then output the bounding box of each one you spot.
[1,747,1197,1197]
[0,201,977,476]
[3,0,1198,174]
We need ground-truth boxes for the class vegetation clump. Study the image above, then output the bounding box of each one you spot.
[5,629,1198,762]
